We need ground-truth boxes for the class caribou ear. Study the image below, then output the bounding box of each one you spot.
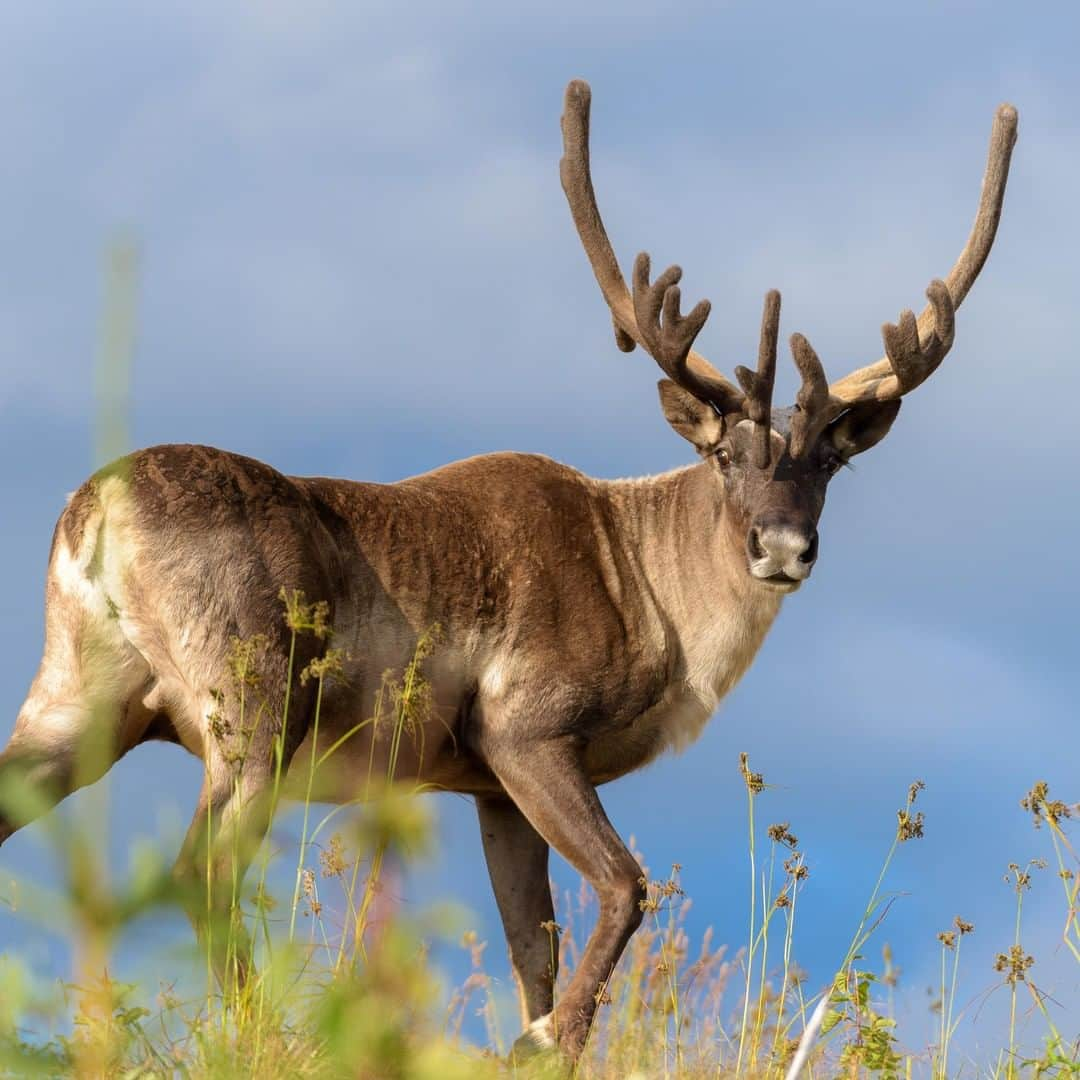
[826,398,902,459]
[657,379,724,453]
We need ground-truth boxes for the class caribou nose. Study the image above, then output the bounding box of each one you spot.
[747,524,819,582]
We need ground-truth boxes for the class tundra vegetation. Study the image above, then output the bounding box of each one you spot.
[0,611,1076,1078]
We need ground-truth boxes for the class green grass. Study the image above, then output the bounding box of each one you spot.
[0,612,1076,1078]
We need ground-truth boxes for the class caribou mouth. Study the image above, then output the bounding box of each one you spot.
[754,571,803,592]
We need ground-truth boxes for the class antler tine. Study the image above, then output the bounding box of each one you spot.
[734,290,780,467]
[881,278,955,392]
[629,253,721,408]
[826,103,1018,416]
[559,79,745,415]
[788,333,830,459]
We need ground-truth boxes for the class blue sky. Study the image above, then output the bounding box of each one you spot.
[1,0,1078,1061]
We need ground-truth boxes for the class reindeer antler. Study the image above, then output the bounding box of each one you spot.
[820,104,1017,421]
[560,81,1018,458]
[560,79,746,416]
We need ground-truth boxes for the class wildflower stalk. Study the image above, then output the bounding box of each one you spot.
[251,625,297,967]
[735,752,764,1076]
[933,918,972,1080]
[646,866,685,1074]
[333,683,388,972]
[1047,823,1080,965]
[1021,781,1080,965]
[750,853,776,1063]
[770,852,805,1068]
[841,782,924,975]
[943,937,961,1078]
[936,941,948,1079]
[1007,873,1024,1080]
[288,668,329,942]
[351,630,435,961]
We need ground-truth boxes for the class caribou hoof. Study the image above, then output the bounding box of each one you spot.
[509,1013,561,1067]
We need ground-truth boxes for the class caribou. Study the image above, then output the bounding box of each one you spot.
[0,80,1016,1060]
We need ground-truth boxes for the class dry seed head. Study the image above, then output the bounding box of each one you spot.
[227,634,268,688]
[897,808,925,842]
[937,931,957,950]
[301,868,322,917]
[994,944,1034,985]
[300,647,346,687]
[319,833,347,879]
[658,874,685,900]
[767,822,799,849]
[739,752,765,794]
[1005,858,1047,891]
[208,711,229,744]
[954,916,974,935]
[280,587,332,640]
[1020,780,1077,829]
[783,854,808,880]
[908,780,926,805]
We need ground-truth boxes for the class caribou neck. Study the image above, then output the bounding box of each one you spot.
[602,462,785,700]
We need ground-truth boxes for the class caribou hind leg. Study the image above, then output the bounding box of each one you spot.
[0,516,156,845]
[0,691,145,847]
[475,732,645,1060]
[476,794,558,1028]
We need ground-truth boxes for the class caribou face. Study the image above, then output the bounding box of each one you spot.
[722,415,828,591]
[659,369,903,593]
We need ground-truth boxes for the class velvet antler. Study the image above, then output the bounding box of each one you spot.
[559,79,746,416]
[735,290,780,467]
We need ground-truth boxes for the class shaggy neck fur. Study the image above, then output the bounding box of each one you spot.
[601,462,785,705]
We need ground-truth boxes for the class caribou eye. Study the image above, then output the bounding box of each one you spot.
[715,448,732,468]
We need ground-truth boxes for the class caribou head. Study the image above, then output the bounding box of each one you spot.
[560,79,1017,593]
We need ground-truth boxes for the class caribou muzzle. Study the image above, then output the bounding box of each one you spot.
[747,519,819,589]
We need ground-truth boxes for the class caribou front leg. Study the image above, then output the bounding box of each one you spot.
[476,794,558,1028]
[477,734,645,1061]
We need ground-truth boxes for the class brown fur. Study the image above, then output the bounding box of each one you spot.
[0,79,1017,1063]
